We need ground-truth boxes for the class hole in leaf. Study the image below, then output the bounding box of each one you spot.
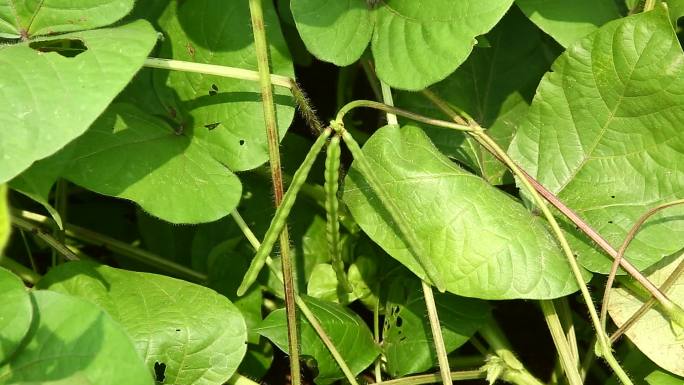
[239,139,245,146]
[29,38,87,57]
[211,84,219,91]
[205,122,220,130]
[154,362,166,382]
[395,316,403,327]
[611,195,616,199]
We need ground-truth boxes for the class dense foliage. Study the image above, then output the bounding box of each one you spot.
[1,1,684,385]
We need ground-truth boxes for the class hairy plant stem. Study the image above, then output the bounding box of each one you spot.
[556,298,580,363]
[230,211,360,385]
[420,91,671,315]
[248,1,301,383]
[375,370,486,385]
[144,57,293,89]
[14,210,206,282]
[540,300,583,385]
[478,321,544,385]
[600,199,684,333]
[0,256,41,284]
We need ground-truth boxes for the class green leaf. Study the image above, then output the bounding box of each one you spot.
[344,125,586,299]
[0,267,32,364]
[515,0,621,47]
[645,370,684,385]
[395,8,554,184]
[155,0,295,172]
[383,274,491,377]
[31,103,243,224]
[665,0,684,24]
[0,290,152,385]
[291,0,513,90]
[37,261,248,385]
[290,0,373,66]
[508,7,684,273]
[255,296,380,385]
[0,21,157,184]
[307,263,359,304]
[608,253,684,377]
[0,185,9,253]
[0,0,134,38]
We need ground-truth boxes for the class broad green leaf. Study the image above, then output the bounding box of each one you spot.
[344,125,586,299]
[396,8,554,184]
[291,0,513,90]
[646,370,684,385]
[255,296,380,385]
[515,0,621,47]
[290,0,373,66]
[0,267,32,363]
[238,341,273,380]
[9,174,63,229]
[0,0,134,38]
[666,0,684,24]
[307,263,359,304]
[508,7,684,273]
[0,21,157,184]
[383,274,491,377]
[12,374,93,385]
[38,261,248,385]
[155,0,295,172]
[0,290,152,385]
[0,185,8,253]
[608,253,684,377]
[31,103,243,224]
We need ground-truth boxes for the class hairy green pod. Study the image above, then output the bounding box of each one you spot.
[340,129,446,292]
[324,134,353,293]
[237,127,332,296]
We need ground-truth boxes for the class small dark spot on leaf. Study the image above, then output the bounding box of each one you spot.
[209,90,217,96]
[29,38,87,58]
[175,329,181,332]
[608,220,613,224]
[399,336,407,342]
[168,107,177,119]
[205,122,220,130]
[211,84,219,91]
[186,42,195,57]
[395,316,403,327]
[239,139,245,146]
[154,362,166,382]
[611,195,616,199]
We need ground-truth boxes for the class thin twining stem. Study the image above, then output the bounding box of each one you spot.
[421,90,670,310]
[600,199,684,333]
[10,214,79,262]
[335,100,476,133]
[611,256,684,343]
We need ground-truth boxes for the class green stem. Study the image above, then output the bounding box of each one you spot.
[230,211,360,385]
[144,57,292,89]
[373,284,383,383]
[473,132,633,385]
[600,199,684,333]
[555,297,579,364]
[10,214,79,262]
[540,300,583,385]
[379,81,398,125]
[479,321,545,385]
[421,280,454,385]
[336,100,474,133]
[15,210,206,282]
[248,1,301,383]
[0,256,41,284]
[375,370,486,385]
